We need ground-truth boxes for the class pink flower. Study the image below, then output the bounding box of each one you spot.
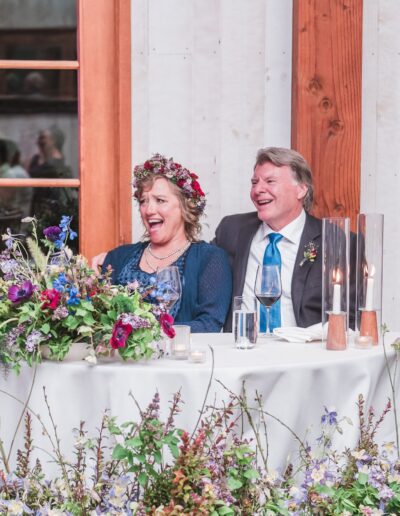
[110,319,133,349]
[41,289,61,310]
[160,313,175,338]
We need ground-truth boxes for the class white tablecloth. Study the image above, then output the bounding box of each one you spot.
[1,332,398,474]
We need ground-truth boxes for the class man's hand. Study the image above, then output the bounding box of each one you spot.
[91,252,107,274]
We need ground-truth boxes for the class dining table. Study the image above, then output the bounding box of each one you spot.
[0,331,398,476]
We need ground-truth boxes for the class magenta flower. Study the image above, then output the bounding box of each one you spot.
[110,319,133,349]
[7,281,35,304]
[160,313,175,338]
[43,225,62,242]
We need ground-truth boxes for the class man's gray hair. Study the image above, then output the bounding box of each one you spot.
[254,147,314,211]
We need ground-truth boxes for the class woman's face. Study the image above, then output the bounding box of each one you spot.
[139,177,185,245]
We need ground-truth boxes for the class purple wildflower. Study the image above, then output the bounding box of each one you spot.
[51,305,69,320]
[4,324,25,349]
[120,313,152,330]
[321,406,338,426]
[25,330,46,352]
[43,225,62,242]
[7,280,35,304]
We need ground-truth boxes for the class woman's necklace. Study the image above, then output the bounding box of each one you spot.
[147,241,190,260]
[144,248,157,273]
[144,241,191,273]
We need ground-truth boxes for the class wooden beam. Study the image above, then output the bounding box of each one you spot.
[292,0,363,226]
[78,0,132,260]
[0,60,79,70]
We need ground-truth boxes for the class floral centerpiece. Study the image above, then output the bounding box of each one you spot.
[0,216,167,373]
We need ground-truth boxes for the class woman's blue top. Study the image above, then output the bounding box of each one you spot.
[102,241,232,333]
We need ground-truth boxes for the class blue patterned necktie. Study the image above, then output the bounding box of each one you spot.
[259,232,283,332]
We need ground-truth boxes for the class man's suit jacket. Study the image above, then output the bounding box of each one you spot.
[214,211,356,332]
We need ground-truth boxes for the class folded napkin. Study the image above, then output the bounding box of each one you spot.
[273,323,323,342]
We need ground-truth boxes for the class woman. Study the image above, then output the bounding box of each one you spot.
[100,154,232,333]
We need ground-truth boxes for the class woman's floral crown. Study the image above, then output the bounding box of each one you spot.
[133,154,206,215]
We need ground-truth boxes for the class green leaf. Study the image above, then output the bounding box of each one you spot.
[243,468,260,480]
[227,477,242,491]
[125,437,143,448]
[112,444,128,460]
[358,472,368,485]
[83,313,96,325]
[217,507,235,515]
[153,450,162,464]
[168,443,179,459]
[138,472,147,487]
[40,323,50,334]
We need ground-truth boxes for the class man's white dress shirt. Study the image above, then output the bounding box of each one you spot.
[242,210,306,327]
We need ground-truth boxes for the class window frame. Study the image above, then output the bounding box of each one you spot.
[0,0,132,260]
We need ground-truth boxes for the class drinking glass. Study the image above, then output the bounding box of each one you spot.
[155,265,182,312]
[233,296,257,349]
[254,264,282,336]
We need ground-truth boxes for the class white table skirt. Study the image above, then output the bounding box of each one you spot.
[1,332,398,475]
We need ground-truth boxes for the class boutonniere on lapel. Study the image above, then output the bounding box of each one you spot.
[299,241,319,266]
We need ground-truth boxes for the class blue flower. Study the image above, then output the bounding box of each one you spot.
[69,229,78,240]
[53,273,68,292]
[59,215,72,230]
[67,286,80,305]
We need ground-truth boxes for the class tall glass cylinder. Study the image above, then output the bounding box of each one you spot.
[356,213,384,345]
[322,217,350,350]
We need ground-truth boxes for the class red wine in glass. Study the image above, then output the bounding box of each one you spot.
[254,264,282,335]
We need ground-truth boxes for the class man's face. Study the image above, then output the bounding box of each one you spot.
[250,162,308,231]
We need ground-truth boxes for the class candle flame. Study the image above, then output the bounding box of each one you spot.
[364,264,376,278]
[332,268,342,283]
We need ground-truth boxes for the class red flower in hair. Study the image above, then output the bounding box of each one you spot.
[144,161,152,170]
[192,180,204,196]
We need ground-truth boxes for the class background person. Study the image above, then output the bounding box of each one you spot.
[0,139,33,228]
[28,125,78,250]
[101,154,232,333]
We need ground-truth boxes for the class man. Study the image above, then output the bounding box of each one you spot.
[214,146,353,332]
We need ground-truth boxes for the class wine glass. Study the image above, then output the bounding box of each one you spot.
[254,264,282,337]
[155,265,182,313]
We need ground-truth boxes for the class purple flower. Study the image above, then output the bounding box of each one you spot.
[43,225,62,242]
[321,406,338,426]
[7,281,35,304]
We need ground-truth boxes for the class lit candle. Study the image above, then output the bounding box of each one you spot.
[365,265,375,311]
[355,335,373,349]
[189,349,206,363]
[332,269,341,314]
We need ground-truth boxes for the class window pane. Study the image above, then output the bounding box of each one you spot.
[0,187,79,252]
[0,1,77,60]
[0,67,78,181]
[0,68,77,113]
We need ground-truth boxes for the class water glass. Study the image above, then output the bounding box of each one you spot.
[233,296,257,349]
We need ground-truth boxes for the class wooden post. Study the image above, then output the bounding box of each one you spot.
[292,0,363,227]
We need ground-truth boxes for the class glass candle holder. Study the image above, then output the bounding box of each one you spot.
[322,217,350,350]
[189,349,206,363]
[170,325,191,359]
[356,213,384,345]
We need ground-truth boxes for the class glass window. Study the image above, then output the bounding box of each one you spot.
[0,68,78,181]
[0,1,77,60]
